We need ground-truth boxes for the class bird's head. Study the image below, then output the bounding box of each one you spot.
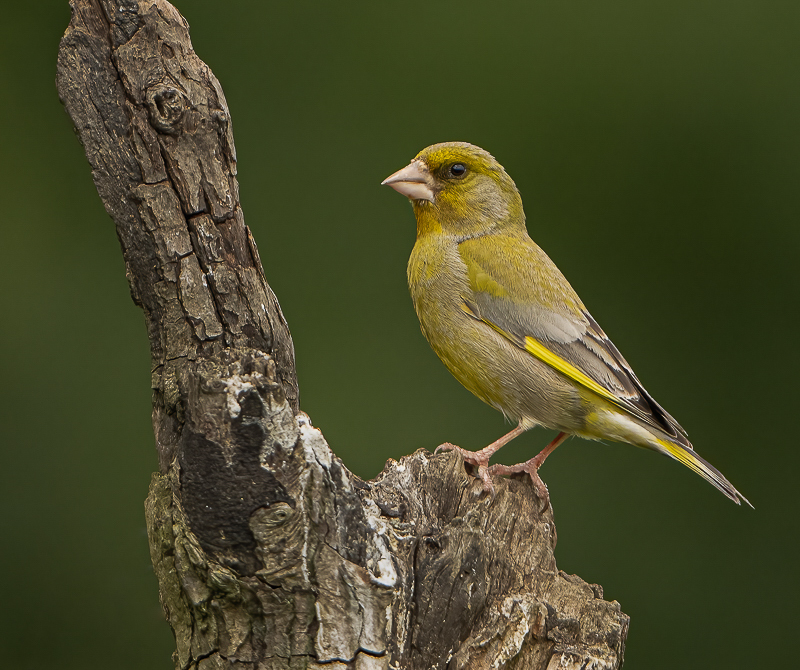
[382,141,524,238]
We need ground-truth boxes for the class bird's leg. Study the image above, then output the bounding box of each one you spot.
[436,423,527,494]
[488,431,569,505]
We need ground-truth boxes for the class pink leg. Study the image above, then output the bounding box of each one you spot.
[489,431,570,505]
[436,423,527,494]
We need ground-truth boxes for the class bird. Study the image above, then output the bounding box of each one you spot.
[381,141,750,507]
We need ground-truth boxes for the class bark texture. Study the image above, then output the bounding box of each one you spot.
[56,1,629,668]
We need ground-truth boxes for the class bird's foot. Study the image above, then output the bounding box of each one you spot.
[435,443,495,494]
[488,459,550,510]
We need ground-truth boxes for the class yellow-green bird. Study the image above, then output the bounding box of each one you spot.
[382,141,750,507]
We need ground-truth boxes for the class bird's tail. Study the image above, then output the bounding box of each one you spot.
[655,438,752,508]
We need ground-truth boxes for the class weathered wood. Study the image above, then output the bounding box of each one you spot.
[56,1,629,668]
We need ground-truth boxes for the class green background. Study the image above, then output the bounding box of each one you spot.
[1,1,797,667]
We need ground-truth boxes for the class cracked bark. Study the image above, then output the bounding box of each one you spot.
[56,1,630,668]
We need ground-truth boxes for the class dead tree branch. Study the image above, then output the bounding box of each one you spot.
[56,1,629,668]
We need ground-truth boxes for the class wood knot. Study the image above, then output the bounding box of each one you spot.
[252,501,294,530]
[146,85,186,135]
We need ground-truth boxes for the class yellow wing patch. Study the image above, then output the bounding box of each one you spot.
[521,336,622,407]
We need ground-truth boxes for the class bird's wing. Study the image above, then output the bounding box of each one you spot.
[458,235,690,445]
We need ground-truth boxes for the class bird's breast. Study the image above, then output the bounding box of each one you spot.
[407,237,518,415]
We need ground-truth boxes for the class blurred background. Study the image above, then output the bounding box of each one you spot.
[1,0,798,667]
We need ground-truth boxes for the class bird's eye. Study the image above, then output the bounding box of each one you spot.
[449,163,467,178]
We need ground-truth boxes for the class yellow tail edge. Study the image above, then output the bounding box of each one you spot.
[656,439,753,508]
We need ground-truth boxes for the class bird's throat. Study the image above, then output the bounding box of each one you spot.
[412,201,444,238]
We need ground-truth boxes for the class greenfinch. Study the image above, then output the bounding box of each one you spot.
[382,141,750,507]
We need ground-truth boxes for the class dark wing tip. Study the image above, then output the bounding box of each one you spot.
[582,311,691,445]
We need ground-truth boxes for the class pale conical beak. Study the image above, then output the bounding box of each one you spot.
[381,160,435,202]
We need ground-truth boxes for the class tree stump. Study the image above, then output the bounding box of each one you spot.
[56,1,629,668]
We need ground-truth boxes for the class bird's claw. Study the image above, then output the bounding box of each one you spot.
[435,443,496,495]
[434,442,458,456]
[489,461,550,510]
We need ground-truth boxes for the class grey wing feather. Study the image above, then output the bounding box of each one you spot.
[466,292,691,447]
